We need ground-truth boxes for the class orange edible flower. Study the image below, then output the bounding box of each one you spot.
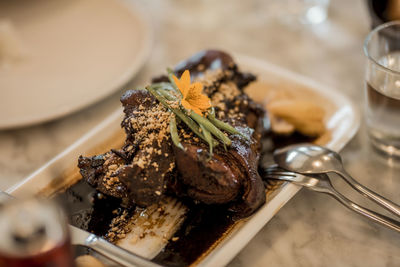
[172,70,211,116]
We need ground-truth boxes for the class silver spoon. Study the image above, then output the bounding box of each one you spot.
[264,165,400,233]
[273,143,400,217]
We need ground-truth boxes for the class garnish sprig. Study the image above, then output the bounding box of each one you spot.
[146,86,214,146]
[208,108,249,139]
[145,69,249,155]
[199,124,213,156]
[190,112,231,146]
[170,115,184,150]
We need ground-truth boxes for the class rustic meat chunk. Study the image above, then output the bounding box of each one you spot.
[173,143,241,204]
[120,89,158,145]
[116,140,175,207]
[173,116,266,217]
[78,50,268,218]
[79,89,175,207]
[78,152,128,199]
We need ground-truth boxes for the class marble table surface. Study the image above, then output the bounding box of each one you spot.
[1,0,400,266]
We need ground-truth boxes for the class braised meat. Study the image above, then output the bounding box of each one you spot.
[78,50,268,218]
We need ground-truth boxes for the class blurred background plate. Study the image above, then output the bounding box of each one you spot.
[0,0,152,129]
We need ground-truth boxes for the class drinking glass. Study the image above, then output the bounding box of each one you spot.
[364,21,400,156]
[0,197,73,267]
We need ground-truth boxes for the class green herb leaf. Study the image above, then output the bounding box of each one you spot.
[170,115,184,150]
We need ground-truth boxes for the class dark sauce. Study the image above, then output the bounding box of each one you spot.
[54,179,235,267]
[153,202,234,267]
[53,134,315,267]
[54,179,130,237]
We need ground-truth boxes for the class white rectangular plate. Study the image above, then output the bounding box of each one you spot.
[7,55,360,266]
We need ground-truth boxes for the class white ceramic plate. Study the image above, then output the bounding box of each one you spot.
[0,0,152,129]
[6,55,360,266]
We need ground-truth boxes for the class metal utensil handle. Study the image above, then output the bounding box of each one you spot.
[85,234,162,267]
[336,170,400,218]
[327,187,400,233]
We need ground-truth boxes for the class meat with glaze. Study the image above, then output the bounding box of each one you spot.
[78,50,268,218]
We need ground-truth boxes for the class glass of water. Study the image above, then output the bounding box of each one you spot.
[364,21,400,156]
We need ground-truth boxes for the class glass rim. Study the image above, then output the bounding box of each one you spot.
[364,20,400,75]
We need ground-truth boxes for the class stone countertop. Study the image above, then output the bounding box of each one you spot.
[1,0,400,266]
